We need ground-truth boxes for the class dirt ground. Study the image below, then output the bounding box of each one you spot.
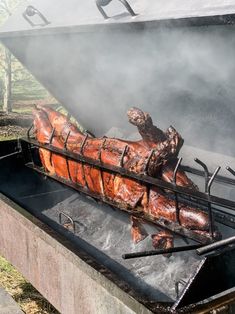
[0,111,32,139]
[0,99,58,140]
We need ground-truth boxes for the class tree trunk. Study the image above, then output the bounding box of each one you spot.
[3,48,12,114]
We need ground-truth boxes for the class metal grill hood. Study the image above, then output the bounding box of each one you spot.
[1,0,235,160]
[1,0,235,32]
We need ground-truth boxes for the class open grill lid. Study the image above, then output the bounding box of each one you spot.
[1,0,235,158]
[1,0,235,33]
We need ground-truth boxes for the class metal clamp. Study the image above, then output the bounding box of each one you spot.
[96,0,136,20]
[22,5,50,27]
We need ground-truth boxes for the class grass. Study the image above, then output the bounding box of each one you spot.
[0,256,59,314]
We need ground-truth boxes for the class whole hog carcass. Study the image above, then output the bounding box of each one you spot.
[33,105,218,250]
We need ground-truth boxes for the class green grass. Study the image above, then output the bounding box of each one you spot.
[0,256,59,314]
[0,135,18,141]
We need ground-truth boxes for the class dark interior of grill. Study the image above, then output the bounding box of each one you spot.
[1,139,235,312]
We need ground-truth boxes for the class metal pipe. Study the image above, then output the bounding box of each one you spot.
[181,165,235,186]
[122,244,201,259]
[227,166,235,177]
[173,158,182,225]
[0,151,21,161]
[197,236,235,256]
[206,166,221,238]
[194,158,209,192]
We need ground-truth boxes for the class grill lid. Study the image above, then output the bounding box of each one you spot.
[1,0,235,160]
[1,0,235,33]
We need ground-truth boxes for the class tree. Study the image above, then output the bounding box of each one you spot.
[2,48,11,113]
[0,0,22,113]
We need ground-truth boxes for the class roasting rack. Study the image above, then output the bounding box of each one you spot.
[13,123,235,257]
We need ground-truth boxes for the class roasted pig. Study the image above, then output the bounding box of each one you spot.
[32,106,216,248]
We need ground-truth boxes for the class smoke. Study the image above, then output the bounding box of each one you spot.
[4,22,235,166]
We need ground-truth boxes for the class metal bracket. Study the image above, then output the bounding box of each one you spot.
[59,212,76,234]
[22,5,50,27]
[96,0,137,20]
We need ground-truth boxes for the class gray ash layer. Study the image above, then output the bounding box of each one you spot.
[44,192,201,302]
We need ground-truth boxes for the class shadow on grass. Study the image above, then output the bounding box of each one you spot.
[14,282,59,314]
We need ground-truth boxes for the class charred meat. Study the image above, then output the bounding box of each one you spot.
[32,106,215,249]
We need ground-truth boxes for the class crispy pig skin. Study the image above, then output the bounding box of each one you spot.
[131,216,148,243]
[33,109,55,174]
[114,176,146,208]
[33,106,211,238]
[161,158,198,190]
[149,188,209,231]
[151,231,174,250]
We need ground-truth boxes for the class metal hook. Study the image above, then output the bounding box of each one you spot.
[27,124,34,139]
[80,134,89,155]
[49,128,56,145]
[195,158,210,192]
[206,166,221,238]
[144,149,155,175]
[22,5,50,27]
[207,166,221,195]
[175,279,187,299]
[172,158,182,225]
[173,158,183,184]
[59,212,76,234]
[119,145,128,168]
[96,0,136,20]
[64,131,71,150]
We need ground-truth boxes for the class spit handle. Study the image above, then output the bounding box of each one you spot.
[22,5,50,27]
[96,0,136,20]
[196,235,235,256]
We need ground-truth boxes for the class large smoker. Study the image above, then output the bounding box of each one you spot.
[1,1,235,313]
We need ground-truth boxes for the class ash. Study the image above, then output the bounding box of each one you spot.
[44,192,202,302]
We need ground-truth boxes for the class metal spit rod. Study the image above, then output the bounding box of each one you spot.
[196,236,235,256]
[21,137,235,211]
[0,150,21,161]
[122,244,202,259]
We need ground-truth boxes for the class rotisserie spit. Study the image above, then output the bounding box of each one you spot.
[32,105,217,249]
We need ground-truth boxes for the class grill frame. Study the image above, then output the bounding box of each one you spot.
[1,140,235,313]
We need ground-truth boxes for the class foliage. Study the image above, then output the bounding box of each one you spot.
[0,256,59,314]
[0,0,51,110]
